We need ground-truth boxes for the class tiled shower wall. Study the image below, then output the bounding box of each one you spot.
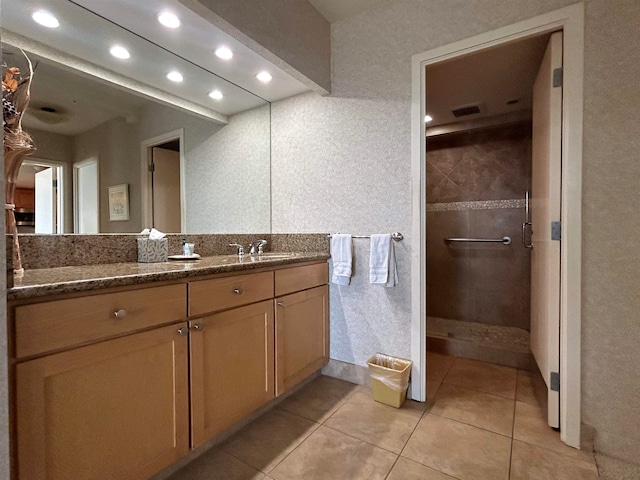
[426,124,532,331]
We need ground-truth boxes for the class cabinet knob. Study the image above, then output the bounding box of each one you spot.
[233,288,243,295]
[277,301,285,307]
[177,327,188,336]
[192,323,204,332]
[114,309,127,319]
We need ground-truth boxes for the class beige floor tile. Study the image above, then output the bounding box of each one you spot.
[324,389,424,453]
[443,357,517,399]
[511,440,599,480]
[277,375,359,423]
[269,425,397,480]
[221,409,319,473]
[516,369,547,407]
[426,380,442,403]
[513,401,596,464]
[429,383,515,436]
[427,351,456,383]
[387,457,458,480]
[402,414,511,480]
[167,450,265,480]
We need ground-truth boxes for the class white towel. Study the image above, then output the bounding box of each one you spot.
[331,234,353,285]
[370,234,398,287]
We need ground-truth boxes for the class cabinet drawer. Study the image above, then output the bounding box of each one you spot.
[14,284,187,359]
[189,271,274,316]
[275,262,328,296]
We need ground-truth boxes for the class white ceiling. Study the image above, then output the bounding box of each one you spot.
[2,0,311,123]
[426,34,551,129]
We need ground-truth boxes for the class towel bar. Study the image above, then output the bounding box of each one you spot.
[328,232,404,241]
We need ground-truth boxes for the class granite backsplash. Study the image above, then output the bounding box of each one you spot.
[10,233,330,270]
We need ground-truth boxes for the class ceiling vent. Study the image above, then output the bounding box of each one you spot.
[451,103,483,118]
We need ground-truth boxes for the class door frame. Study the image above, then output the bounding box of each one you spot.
[140,129,186,233]
[72,157,99,234]
[410,3,584,447]
[23,157,67,234]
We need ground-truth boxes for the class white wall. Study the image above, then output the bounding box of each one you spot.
[270,0,640,466]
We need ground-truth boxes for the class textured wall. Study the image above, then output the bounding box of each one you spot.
[186,104,271,233]
[270,0,640,466]
[72,101,270,234]
[185,0,331,93]
[580,0,640,465]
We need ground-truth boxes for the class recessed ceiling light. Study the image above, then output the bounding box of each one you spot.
[424,115,433,123]
[256,71,272,83]
[110,46,131,59]
[215,47,233,60]
[166,71,183,83]
[157,11,181,29]
[208,90,224,100]
[32,10,59,28]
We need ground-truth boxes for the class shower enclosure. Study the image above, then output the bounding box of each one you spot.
[426,123,533,368]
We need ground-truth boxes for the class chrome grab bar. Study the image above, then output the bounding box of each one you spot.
[445,236,512,245]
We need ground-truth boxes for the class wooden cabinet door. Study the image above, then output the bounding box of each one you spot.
[275,285,329,396]
[190,300,274,447]
[15,323,190,480]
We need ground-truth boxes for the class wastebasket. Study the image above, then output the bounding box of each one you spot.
[367,353,412,408]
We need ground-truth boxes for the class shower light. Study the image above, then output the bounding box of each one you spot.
[166,71,183,83]
[215,47,233,60]
[157,12,181,29]
[256,71,273,83]
[208,90,224,100]
[32,10,59,28]
[110,46,131,59]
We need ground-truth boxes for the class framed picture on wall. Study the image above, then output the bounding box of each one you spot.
[108,184,130,221]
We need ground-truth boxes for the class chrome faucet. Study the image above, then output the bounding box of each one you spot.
[229,243,244,256]
[248,239,268,255]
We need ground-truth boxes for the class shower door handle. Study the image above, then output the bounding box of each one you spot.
[522,222,533,249]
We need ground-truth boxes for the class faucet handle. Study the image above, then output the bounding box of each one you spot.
[257,239,267,254]
[229,243,244,256]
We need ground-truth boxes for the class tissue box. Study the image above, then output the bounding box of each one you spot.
[137,238,168,263]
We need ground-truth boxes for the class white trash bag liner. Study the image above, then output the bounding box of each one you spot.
[367,353,412,392]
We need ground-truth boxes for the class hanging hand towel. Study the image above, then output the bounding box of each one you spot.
[331,234,353,285]
[370,234,398,287]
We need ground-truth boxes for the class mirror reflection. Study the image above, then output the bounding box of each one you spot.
[3,0,271,235]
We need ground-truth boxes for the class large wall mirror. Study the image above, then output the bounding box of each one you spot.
[2,0,272,234]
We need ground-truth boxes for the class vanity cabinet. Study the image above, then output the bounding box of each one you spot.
[189,301,274,447]
[10,261,329,480]
[275,264,329,396]
[12,285,189,480]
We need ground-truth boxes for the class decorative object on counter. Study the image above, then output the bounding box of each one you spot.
[168,237,199,260]
[330,234,352,285]
[137,228,168,262]
[3,49,36,274]
[107,183,130,221]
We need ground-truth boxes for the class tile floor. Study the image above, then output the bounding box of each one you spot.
[168,353,599,480]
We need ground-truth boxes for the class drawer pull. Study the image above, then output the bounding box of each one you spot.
[192,323,204,332]
[177,327,189,336]
[277,301,285,307]
[233,288,243,295]
[114,309,127,319]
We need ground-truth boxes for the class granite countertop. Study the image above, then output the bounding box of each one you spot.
[8,253,330,300]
